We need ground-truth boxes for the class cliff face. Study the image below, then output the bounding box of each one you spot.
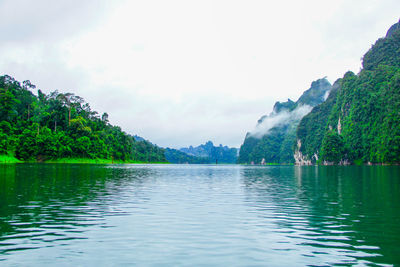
[238,78,331,164]
[295,21,400,165]
[294,80,340,164]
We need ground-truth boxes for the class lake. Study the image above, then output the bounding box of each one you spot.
[0,164,399,266]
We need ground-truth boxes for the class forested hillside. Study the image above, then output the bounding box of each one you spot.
[295,21,400,165]
[0,75,166,163]
[238,78,331,164]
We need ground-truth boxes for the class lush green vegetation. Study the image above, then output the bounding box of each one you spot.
[296,81,340,162]
[238,78,331,164]
[296,21,400,164]
[44,158,168,164]
[0,75,167,163]
[0,154,21,163]
[319,131,347,164]
[241,126,288,164]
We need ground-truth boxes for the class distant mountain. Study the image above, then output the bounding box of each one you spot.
[238,78,331,164]
[164,148,210,164]
[295,20,400,165]
[179,141,238,164]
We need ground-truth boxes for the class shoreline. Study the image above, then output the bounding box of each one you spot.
[2,155,398,166]
[0,154,22,164]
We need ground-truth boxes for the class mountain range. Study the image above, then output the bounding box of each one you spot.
[295,20,400,165]
[239,20,400,165]
[165,141,238,164]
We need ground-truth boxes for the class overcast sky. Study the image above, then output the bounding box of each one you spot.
[1,0,399,148]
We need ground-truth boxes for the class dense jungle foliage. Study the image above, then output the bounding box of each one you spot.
[0,75,167,163]
[238,78,331,164]
[296,21,400,164]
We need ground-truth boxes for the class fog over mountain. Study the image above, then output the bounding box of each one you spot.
[239,78,331,164]
[249,105,313,139]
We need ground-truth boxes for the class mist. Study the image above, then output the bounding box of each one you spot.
[323,90,331,101]
[249,105,313,138]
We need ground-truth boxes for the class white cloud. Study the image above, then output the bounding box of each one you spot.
[249,105,313,139]
[0,0,399,148]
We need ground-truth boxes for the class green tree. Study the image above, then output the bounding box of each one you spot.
[320,131,347,163]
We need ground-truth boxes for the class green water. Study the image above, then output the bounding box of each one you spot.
[0,164,399,266]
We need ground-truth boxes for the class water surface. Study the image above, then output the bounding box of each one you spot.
[0,164,399,266]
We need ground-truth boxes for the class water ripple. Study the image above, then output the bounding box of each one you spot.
[0,164,399,265]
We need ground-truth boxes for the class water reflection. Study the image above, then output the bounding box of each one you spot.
[0,164,155,257]
[242,165,400,265]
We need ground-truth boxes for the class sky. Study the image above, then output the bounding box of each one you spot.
[1,0,399,148]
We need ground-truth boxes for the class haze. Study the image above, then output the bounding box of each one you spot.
[1,0,399,148]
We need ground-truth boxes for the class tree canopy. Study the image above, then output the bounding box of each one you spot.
[0,75,167,163]
[296,22,400,164]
